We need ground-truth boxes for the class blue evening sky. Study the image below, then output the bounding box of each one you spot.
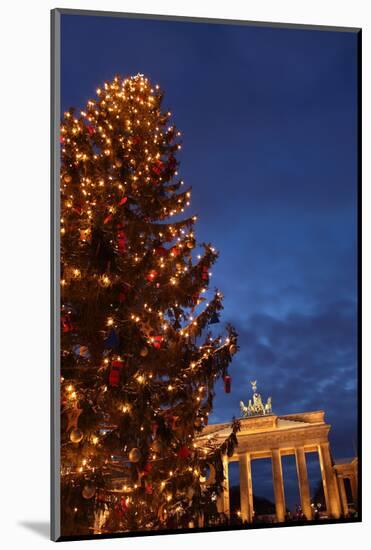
[61,13,358,509]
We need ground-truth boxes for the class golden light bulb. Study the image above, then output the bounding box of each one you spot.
[100,275,111,287]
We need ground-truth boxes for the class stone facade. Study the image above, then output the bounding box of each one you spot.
[199,411,357,522]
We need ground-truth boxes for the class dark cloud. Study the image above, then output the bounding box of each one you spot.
[212,300,356,442]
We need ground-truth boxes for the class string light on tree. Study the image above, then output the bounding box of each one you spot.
[60,73,239,537]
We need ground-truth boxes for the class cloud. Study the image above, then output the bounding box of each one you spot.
[211,300,357,508]
[211,299,357,462]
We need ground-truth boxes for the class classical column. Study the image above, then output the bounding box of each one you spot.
[217,455,230,516]
[271,449,286,522]
[318,442,341,518]
[349,475,358,508]
[337,476,349,517]
[295,447,312,520]
[239,453,254,523]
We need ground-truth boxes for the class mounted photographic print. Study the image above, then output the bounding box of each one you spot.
[51,9,361,541]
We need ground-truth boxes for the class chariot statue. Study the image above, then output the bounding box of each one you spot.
[240,381,272,417]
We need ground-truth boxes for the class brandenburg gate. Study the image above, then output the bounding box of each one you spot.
[199,382,357,523]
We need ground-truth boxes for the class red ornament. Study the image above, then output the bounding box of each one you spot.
[61,315,74,333]
[145,462,153,474]
[155,246,167,257]
[117,230,126,252]
[170,246,181,257]
[145,482,153,495]
[115,497,128,517]
[118,196,127,206]
[146,270,158,282]
[141,463,153,476]
[87,124,95,136]
[201,265,209,281]
[152,159,164,176]
[109,359,124,387]
[152,335,163,349]
[103,213,113,224]
[177,445,191,459]
[223,375,232,394]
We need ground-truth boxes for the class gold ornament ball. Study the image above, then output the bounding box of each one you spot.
[70,428,84,444]
[115,159,123,168]
[186,241,194,249]
[140,347,149,357]
[82,484,96,499]
[129,448,141,463]
[63,174,72,183]
[99,274,111,288]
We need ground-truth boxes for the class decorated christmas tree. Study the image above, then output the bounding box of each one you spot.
[60,74,239,536]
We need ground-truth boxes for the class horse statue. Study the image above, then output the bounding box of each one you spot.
[265,396,272,414]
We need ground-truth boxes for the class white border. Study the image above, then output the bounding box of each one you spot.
[0,1,367,548]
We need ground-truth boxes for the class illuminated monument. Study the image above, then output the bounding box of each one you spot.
[199,381,358,523]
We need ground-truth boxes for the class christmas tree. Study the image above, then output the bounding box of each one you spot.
[60,74,239,536]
